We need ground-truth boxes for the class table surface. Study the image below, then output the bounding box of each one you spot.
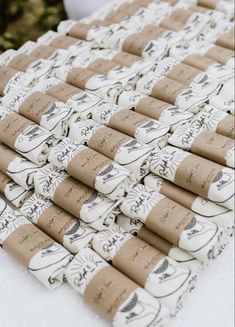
[0,238,234,327]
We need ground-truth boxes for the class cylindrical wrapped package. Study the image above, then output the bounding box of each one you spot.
[117,214,203,271]
[117,91,194,130]
[0,107,57,165]
[144,174,234,235]
[2,87,74,138]
[34,164,120,231]
[65,247,170,327]
[92,224,197,312]
[48,138,135,200]
[89,101,170,148]
[0,198,73,289]
[120,184,226,262]
[189,0,234,18]
[20,193,96,254]
[150,145,235,209]
[168,125,235,168]
[0,171,32,208]
[55,66,123,103]
[68,119,155,180]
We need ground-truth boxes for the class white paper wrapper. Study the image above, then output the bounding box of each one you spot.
[65,247,170,326]
[33,163,120,231]
[20,193,96,254]
[187,0,235,19]
[209,80,235,115]
[0,198,73,289]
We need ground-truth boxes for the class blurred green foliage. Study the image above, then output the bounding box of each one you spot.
[0,0,67,53]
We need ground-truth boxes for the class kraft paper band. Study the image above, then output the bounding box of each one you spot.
[3,223,53,267]
[183,54,215,71]
[30,45,57,59]
[0,144,17,174]
[54,177,94,218]
[198,0,217,9]
[113,237,164,287]
[0,171,10,193]
[138,225,173,255]
[174,154,223,198]
[47,82,81,102]
[122,32,154,56]
[9,54,37,71]
[160,18,184,32]
[117,3,141,15]
[0,66,18,96]
[108,109,149,137]
[67,68,96,90]
[84,266,137,322]
[205,46,234,65]
[88,127,131,160]
[169,9,194,23]
[191,5,210,13]
[50,35,77,49]
[135,96,170,120]
[104,11,128,23]
[113,52,139,68]
[19,91,55,125]
[134,0,152,6]
[0,112,32,149]
[167,63,200,85]
[216,115,235,139]
[191,131,234,166]
[145,197,194,245]
[37,204,75,244]
[67,147,112,189]
[69,20,109,40]
[141,25,166,38]
[151,77,186,105]
[216,31,235,51]
[88,59,118,75]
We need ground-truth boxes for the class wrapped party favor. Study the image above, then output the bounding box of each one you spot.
[92,224,197,312]
[150,145,235,209]
[144,174,234,235]
[0,143,38,190]
[188,0,235,18]
[168,124,235,168]
[0,107,56,165]
[2,87,73,138]
[120,184,226,262]
[68,119,155,180]
[0,198,73,289]
[0,171,31,208]
[117,214,203,271]
[20,193,96,254]
[48,138,135,200]
[65,248,169,327]
[34,164,120,230]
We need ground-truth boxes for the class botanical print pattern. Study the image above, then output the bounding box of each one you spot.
[1,178,32,208]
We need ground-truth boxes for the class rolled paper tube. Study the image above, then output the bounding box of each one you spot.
[120,184,226,262]
[33,163,120,231]
[48,138,136,200]
[0,198,73,289]
[150,145,235,209]
[20,193,95,254]
[197,0,234,17]
[0,107,56,165]
[2,88,74,138]
[116,214,204,271]
[68,119,155,180]
[65,248,169,326]
[92,224,197,312]
[0,171,32,208]
[205,45,235,68]
[168,125,235,168]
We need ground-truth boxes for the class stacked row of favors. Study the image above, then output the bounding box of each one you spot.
[0,0,234,326]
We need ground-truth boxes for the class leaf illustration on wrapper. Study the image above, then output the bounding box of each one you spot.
[120,293,138,312]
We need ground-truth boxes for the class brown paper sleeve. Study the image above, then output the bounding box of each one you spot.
[151,77,186,105]
[174,154,223,198]
[169,9,194,23]
[160,18,184,31]
[145,197,195,245]
[191,5,210,13]
[104,10,128,23]
[205,45,234,65]
[216,31,235,51]
[88,59,118,75]
[198,0,218,9]
[88,127,131,160]
[141,25,167,38]
[67,68,97,90]
[0,171,10,193]
[49,35,77,49]
[37,204,75,244]
[69,20,109,40]
[19,91,55,125]
[138,225,173,255]
[191,131,234,166]
[133,0,152,6]
[117,3,141,15]
[0,112,32,149]
[113,237,165,287]
[135,96,171,120]
[8,54,37,72]
[67,147,112,188]
[113,52,140,68]
[84,266,137,322]
[183,54,215,71]
[0,66,18,96]
[30,45,57,59]
[122,32,154,56]
[3,223,54,267]
[47,82,81,102]
[53,177,94,218]
[108,109,149,137]
[216,115,235,139]
[0,144,17,174]
[167,63,201,85]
